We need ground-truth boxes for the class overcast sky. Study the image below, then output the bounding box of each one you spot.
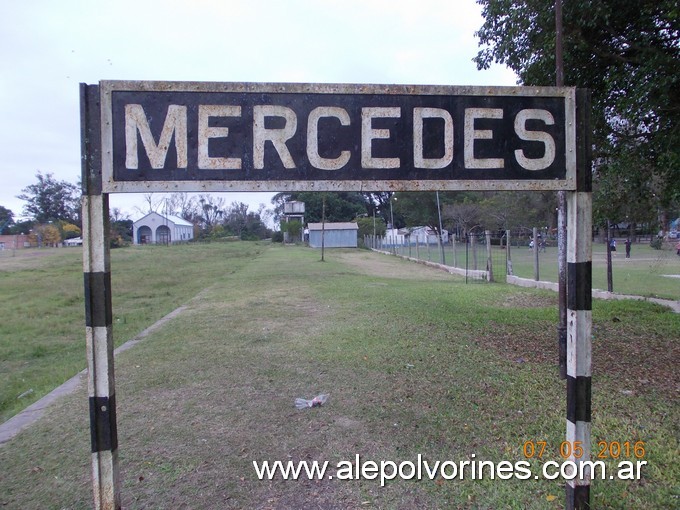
[0,0,516,222]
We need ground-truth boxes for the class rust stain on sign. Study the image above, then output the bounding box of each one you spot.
[99,81,578,193]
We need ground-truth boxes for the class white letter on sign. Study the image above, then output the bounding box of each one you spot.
[464,108,504,169]
[125,104,188,169]
[361,107,401,169]
[514,109,556,170]
[253,105,297,169]
[413,107,453,169]
[198,105,242,170]
[307,107,351,170]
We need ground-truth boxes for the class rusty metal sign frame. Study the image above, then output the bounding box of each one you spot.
[82,81,592,510]
[100,81,577,194]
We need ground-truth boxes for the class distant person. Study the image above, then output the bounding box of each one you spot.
[625,238,631,258]
[610,238,617,256]
[676,240,680,256]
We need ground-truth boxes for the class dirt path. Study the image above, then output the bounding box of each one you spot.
[332,250,461,281]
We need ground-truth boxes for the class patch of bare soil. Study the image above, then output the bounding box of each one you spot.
[332,250,459,281]
[479,316,679,400]
[590,320,680,398]
[500,292,557,309]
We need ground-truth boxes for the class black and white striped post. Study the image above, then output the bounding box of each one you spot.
[566,89,592,510]
[81,83,121,510]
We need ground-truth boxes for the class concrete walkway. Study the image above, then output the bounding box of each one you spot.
[0,304,188,446]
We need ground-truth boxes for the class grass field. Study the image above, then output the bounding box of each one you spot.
[392,241,680,301]
[0,243,264,423]
[0,243,678,509]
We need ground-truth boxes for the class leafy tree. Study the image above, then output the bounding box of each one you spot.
[60,222,81,240]
[0,206,14,234]
[392,192,444,234]
[17,172,80,225]
[9,219,34,236]
[29,223,61,247]
[281,219,302,241]
[363,192,395,227]
[224,201,250,238]
[477,191,556,232]
[475,0,679,231]
[356,216,386,239]
[223,201,271,240]
[272,192,368,224]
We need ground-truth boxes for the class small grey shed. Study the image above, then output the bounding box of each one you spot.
[307,222,359,248]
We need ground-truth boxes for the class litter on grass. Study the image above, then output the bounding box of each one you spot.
[295,394,329,409]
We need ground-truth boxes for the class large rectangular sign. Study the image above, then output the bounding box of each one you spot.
[100,81,577,192]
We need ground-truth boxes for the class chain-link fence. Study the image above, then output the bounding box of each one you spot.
[365,228,559,285]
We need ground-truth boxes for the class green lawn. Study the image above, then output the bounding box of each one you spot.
[0,243,264,422]
[392,241,680,301]
[0,244,678,509]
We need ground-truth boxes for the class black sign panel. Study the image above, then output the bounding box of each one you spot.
[100,81,576,192]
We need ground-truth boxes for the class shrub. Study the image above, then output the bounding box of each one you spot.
[649,237,663,250]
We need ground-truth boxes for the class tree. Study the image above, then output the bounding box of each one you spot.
[281,219,302,241]
[356,216,386,239]
[135,193,165,216]
[272,192,369,224]
[60,222,81,240]
[475,0,679,231]
[29,223,61,247]
[167,192,200,223]
[10,219,34,236]
[392,192,443,234]
[477,191,556,232]
[0,206,14,234]
[17,172,80,225]
[197,194,225,230]
[443,199,483,239]
[110,209,132,247]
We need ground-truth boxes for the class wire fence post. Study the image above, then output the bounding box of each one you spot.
[485,230,494,282]
[506,229,513,276]
[533,227,540,281]
[472,234,478,270]
[606,219,613,292]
